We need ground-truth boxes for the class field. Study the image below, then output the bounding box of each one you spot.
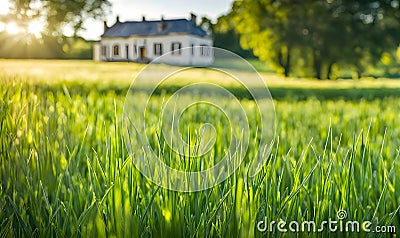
[1,60,400,237]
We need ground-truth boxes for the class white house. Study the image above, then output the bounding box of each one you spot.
[93,13,213,66]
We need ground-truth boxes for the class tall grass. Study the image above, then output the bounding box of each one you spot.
[0,78,399,237]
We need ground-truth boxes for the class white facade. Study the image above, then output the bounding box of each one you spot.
[94,34,213,66]
[93,44,101,61]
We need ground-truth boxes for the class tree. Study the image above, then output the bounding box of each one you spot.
[228,0,400,79]
[228,0,302,77]
[0,0,110,59]
[5,0,111,37]
[199,16,254,58]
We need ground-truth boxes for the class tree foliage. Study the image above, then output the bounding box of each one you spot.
[0,32,94,59]
[199,16,254,58]
[0,0,110,59]
[7,0,111,36]
[229,0,400,79]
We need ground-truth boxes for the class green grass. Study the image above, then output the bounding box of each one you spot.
[0,60,400,237]
[1,59,400,100]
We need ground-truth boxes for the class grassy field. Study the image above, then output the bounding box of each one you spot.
[1,60,400,237]
[1,59,400,99]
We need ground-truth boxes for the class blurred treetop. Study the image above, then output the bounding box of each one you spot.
[228,0,400,79]
[0,0,111,59]
[3,0,111,37]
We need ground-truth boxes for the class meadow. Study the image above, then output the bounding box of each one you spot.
[1,60,400,237]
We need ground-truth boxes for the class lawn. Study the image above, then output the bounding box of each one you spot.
[0,59,399,237]
[1,59,400,100]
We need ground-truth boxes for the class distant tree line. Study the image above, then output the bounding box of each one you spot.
[221,0,400,79]
[0,33,94,59]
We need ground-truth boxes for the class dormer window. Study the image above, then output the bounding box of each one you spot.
[171,42,182,55]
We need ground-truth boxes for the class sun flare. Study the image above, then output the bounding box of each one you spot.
[6,22,19,35]
[28,20,44,38]
[2,20,45,38]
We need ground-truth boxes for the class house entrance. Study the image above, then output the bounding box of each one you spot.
[140,47,147,59]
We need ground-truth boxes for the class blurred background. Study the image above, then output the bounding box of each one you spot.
[0,0,400,79]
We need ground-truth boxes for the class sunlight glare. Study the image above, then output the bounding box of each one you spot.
[0,0,11,15]
[28,20,44,38]
[6,22,19,35]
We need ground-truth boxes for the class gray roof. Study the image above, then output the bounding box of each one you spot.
[101,19,209,38]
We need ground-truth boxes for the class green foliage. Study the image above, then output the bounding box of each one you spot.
[0,32,64,59]
[229,0,400,79]
[0,0,110,59]
[63,38,95,59]
[0,71,399,237]
[210,15,255,58]
[7,0,111,36]
[0,34,94,59]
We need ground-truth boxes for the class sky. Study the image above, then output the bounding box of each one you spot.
[81,0,234,40]
[0,0,234,40]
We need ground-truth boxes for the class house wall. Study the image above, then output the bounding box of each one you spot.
[186,35,214,65]
[99,37,135,61]
[97,34,213,65]
[93,43,101,61]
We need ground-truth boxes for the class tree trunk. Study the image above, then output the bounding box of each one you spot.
[313,49,322,80]
[314,60,322,80]
[284,49,291,77]
[316,65,322,80]
[278,48,291,77]
[355,64,363,79]
[327,62,334,80]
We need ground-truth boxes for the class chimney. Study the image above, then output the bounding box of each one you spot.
[190,13,197,25]
[116,15,120,23]
[142,16,146,21]
[158,15,166,32]
[103,21,108,32]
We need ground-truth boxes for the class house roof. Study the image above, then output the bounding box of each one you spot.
[101,19,209,38]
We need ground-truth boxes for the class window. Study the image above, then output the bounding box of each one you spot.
[171,42,182,55]
[113,44,120,56]
[154,43,163,56]
[101,45,107,57]
[125,45,129,59]
[200,45,211,57]
[191,44,195,56]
